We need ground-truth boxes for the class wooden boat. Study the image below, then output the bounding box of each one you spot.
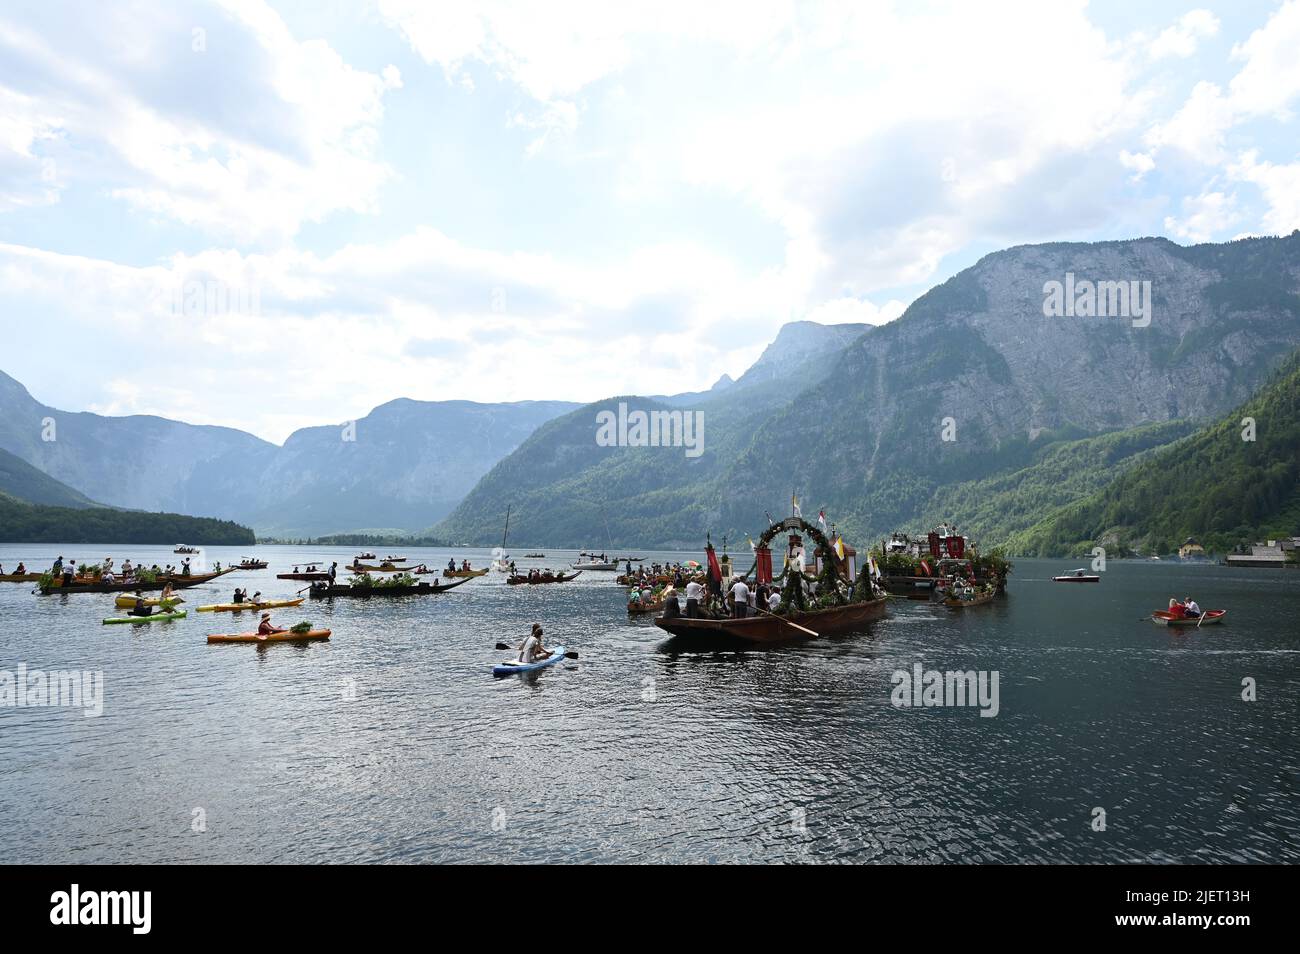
[174,545,200,554]
[507,570,583,585]
[277,571,330,581]
[654,596,888,644]
[524,553,545,558]
[941,585,997,608]
[1053,569,1100,582]
[349,562,417,573]
[236,560,269,570]
[442,567,489,578]
[208,628,331,644]
[0,573,42,583]
[308,576,470,598]
[1151,609,1227,627]
[39,568,235,595]
[628,590,674,615]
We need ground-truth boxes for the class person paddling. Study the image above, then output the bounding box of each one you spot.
[130,591,153,618]
[257,612,286,637]
[518,623,550,664]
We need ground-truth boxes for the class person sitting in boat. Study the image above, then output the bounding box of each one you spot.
[768,589,781,612]
[663,588,681,619]
[729,578,751,619]
[130,593,154,618]
[519,623,550,664]
[1183,597,1201,619]
[232,587,247,604]
[258,612,286,636]
[102,568,117,584]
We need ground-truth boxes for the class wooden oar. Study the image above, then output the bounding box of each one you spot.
[754,604,818,638]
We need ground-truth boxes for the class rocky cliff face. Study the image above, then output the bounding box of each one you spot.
[442,234,1300,547]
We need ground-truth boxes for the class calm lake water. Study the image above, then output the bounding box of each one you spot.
[1,544,1297,863]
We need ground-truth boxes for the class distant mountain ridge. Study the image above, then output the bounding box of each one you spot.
[0,446,100,509]
[436,233,1300,550]
[0,369,579,537]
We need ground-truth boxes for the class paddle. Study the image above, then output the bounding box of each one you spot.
[494,642,579,659]
[754,604,819,638]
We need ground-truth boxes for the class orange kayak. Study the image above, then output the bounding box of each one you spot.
[207,628,331,644]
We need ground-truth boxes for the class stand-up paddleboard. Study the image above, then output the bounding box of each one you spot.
[493,645,566,676]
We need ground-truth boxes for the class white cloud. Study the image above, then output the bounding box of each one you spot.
[805,296,907,327]
[1119,149,1156,182]
[1163,190,1239,242]
[1229,151,1300,235]
[1149,9,1219,60]
[0,0,399,241]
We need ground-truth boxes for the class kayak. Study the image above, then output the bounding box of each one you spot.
[493,645,566,676]
[196,598,306,613]
[1151,609,1227,627]
[102,609,188,625]
[113,595,185,608]
[207,628,331,644]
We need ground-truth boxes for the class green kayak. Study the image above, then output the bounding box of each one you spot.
[102,609,188,625]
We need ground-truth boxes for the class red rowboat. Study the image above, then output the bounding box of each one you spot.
[1151,609,1227,627]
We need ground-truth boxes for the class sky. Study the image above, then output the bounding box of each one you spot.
[2,0,1299,443]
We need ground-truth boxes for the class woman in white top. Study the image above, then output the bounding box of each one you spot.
[519,623,550,663]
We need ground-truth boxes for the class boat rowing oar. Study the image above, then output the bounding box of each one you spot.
[494,642,579,659]
[754,605,818,638]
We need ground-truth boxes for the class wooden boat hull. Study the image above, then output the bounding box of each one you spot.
[235,562,269,570]
[507,571,583,585]
[348,563,417,573]
[39,568,235,594]
[1152,609,1226,626]
[653,598,888,644]
[208,629,331,644]
[941,589,997,607]
[277,572,329,581]
[442,568,489,578]
[0,573,42,583]
[309,576,469,598]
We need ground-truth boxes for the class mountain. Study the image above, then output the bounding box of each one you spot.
[0,369,277,518]
[1009,350,1300,556]
[0,446,100,508]
[237,398,578,536]
[0,493,255,545]
[437,234,1300,549]
[0,369,578,537]
[434,320,877,546]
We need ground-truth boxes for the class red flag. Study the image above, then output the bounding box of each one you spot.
[919,559,931,576]
[706,544,722,583]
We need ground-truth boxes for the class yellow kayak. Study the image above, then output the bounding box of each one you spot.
[113,595,185,609]
[196,598,306,613]
[207,628,331,644]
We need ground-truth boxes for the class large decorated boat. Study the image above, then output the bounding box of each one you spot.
[653,515,887,644]
[876,524,1010,597]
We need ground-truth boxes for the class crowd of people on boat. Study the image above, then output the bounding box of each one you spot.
[39,554,207,586]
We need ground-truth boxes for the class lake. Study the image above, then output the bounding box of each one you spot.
[1,544,1297,863]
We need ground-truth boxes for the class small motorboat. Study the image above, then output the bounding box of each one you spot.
[1053,568,1100,582]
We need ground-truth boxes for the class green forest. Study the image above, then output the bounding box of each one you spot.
[1010,351,1300,556]
[0,493,256,545]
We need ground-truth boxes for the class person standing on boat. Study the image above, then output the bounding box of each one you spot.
[684,579,703,618]
[519,623,550,664]
[328,562,338,586]
[730,578,751,619]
